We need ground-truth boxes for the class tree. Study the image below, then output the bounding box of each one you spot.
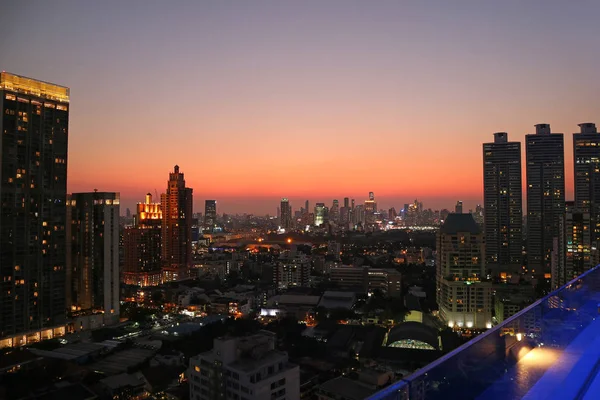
[121,304,155,323]
[151,291,164,305]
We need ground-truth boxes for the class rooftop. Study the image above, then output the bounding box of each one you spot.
[0,71,70,102]
[440,213,481,235]
[367,264,600,400]
[100,371,147,390]
[35,383,97,400]
[319,376,377,400]
[29,342,107,361]
[319,291,356,310]
[0,349,41,370]
[229,350,292,373]
[89,348,155,375]
[274,294,321,306]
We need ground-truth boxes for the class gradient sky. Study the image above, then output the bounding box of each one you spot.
[1,1,599,215]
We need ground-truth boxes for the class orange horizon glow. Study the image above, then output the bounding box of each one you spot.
[3,2,597,214]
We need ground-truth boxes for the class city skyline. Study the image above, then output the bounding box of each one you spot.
[2,1,599,214]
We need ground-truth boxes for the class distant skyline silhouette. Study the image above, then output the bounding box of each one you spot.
[2,1,599,213]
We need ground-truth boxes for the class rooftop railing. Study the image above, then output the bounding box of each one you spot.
[367,265,600,400]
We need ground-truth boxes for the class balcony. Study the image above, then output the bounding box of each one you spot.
[367,265,600,400]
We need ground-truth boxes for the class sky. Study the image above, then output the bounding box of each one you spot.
[1,1,599,215]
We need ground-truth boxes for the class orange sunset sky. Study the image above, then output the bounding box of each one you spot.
[1,1,599,214]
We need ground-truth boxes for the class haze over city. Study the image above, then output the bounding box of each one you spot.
[1,0,599,213]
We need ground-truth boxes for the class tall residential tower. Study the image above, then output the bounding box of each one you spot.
[526,124,565,279]
[483,132,523,273]
[573,122,600,267]
[66,192,120,325]
[0,72,70,345]
[204,200,216,231]
[280,198,292,231]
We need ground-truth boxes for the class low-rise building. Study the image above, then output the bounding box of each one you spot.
[189,331,300,400]
[317,370,392,400]
[266,294,321,320]
[367,268,402,297]
[99,372,149,399]
[329,265,402,297]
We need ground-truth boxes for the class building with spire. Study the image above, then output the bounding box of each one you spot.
[364,192,377,225]
[161,165,193,281]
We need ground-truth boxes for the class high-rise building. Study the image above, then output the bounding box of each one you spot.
[204,200,217,231]
[353,204,365,226]
[553,201,592,289]
[483,132,523,273]
[436,214,492,329]
[189,331,300,400]
[280,198,292,231]
[0,72,70,346]
[349,198,356,224]
[474,204,484,225]
[364,193,377,225]
[526,124,565,279]
[123,193,162,287]
[161,165,193,281]
[573,122,600,261]
[343,197,349,208]
[314,203,325,226]
[455,201,463,214]
[330,199,340,224]
[339,206,349,225]
[66,192,120,325]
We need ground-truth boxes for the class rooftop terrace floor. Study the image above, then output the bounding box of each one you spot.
[478,316,600,400]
